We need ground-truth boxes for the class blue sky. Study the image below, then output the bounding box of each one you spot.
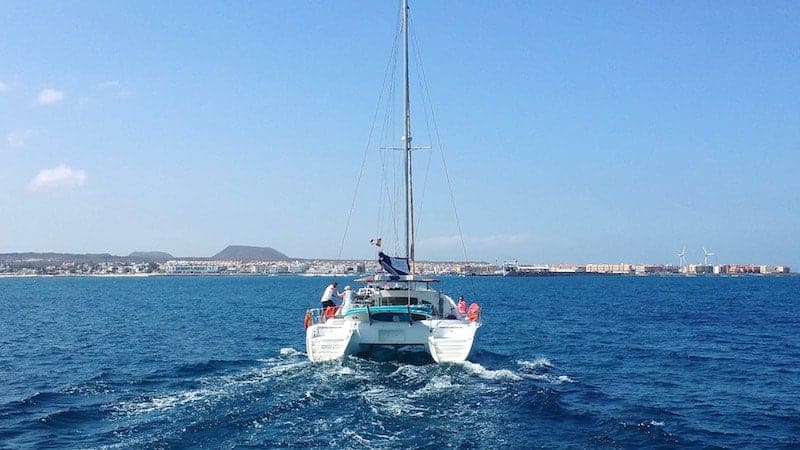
[1,1,798,269]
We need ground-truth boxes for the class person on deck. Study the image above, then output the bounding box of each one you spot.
[457,295,468,316]
[320,282,342,309]
[339,285,354,316]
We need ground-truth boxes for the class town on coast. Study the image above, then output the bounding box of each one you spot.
[0,247,791,277]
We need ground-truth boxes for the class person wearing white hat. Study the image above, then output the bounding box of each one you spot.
[339,285,354,316]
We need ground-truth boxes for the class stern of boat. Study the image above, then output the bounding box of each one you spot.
[427,320,480,363]
[306,316,359,362]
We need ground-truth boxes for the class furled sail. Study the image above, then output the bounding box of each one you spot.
[378,251,410,276]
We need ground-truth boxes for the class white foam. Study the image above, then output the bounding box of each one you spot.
[65,382,112,395]
[412,375,456,397]
[390,364,425,378]
[204,359,308,388]
[427,375,455,390]
[520,373,575,384]
[460,361,522,381]
[265,360,309,377]
[115,352,314,416]
[341,428,378,446]
[280,347,300,356]
[517,357,553,369]
[521,373,550,382]
[115,387,215,414]
[360,386,428,417]
[332,366,355,376]
[650,420,665,427]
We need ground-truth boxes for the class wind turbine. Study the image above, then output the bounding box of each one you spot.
[702,247,715,265]
[677,246,686,267]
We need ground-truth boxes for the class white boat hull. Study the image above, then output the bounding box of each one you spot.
[306,317,480,363]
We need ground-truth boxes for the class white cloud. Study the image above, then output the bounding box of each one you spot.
[28,164,87,192]
[37,88,64,105]
[7,129,34,148]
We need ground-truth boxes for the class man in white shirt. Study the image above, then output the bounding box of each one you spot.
[320,282,342,309]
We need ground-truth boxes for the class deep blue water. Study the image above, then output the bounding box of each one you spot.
[1,275,798,448]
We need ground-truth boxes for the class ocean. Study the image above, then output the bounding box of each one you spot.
[1,275,798,448]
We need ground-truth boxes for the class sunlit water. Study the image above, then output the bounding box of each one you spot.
[1,275,798,448]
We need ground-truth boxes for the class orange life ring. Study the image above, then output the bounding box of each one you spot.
[304,310,312,329]
[467,303,480,322]
[325,306,339,319]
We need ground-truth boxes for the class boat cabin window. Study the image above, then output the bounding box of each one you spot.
[384,297,419,306]
[371,312,430,322]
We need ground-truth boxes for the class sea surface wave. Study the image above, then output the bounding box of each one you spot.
[1,275,798,448]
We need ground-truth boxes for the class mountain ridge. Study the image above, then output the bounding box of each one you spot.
[128,251,174,260]
[0,245,291,264]
[211,245,288,261]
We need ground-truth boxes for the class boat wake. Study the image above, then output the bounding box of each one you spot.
[2,346,580,448]
[459,360,523,381]
[112,354,312,416]
[516,358,576,384]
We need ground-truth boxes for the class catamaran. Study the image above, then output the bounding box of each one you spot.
[304,0,482,363]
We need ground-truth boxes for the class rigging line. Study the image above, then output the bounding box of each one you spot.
[413,21,477,298]
[378,17,404,257]
[377,40,400,243]
[376,5,407,255]
[337,12,404,260]
[378,88,395,250]
[392,148,402,255]
[390,73,401,254]
[408,16,436,240]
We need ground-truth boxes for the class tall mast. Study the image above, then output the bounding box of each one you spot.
[403,0,415,265]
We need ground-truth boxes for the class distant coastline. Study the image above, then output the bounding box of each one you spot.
[1,271,795,279]
[0,250,793,279]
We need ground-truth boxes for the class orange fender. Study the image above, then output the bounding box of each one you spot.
[304,310,312,329]
[468,303,480,322]
[325,306,339,319]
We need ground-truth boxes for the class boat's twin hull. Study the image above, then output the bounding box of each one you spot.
[306,318,479,363]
